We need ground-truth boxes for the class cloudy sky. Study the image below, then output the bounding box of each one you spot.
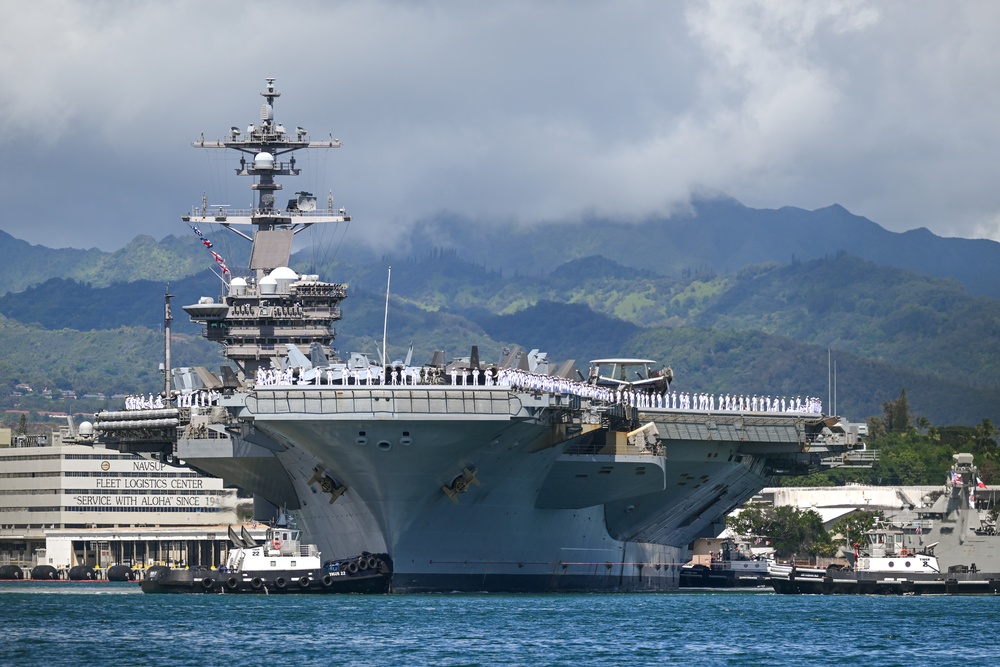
[2,0,999,251]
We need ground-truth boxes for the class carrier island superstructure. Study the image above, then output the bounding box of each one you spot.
[95,79,864,592]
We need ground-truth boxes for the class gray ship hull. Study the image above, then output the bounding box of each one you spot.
[168,385,842,593]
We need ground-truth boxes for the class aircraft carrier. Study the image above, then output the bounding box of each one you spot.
[96,79,864,592]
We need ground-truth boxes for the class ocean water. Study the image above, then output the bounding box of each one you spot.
[0,583,995,666]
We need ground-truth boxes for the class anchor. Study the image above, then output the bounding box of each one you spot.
[307,466,347,504]
[441,466,480,504]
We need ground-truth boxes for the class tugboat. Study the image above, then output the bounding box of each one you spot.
[141,525,391,594]
[769,453,1000,595]
[679,539,771,588]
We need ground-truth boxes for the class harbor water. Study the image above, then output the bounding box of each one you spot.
[1,582,995,666]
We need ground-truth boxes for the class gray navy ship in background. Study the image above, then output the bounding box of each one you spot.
[96,79,865,592]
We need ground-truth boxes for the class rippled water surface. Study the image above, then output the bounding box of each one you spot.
[1,582,996,666]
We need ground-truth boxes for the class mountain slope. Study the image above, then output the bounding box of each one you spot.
[5,195,1000,299]
[625,326,999,427]
[0,230,250,296]
[1,203,999,428]
[397,197,1000,298]
[689,254,1000,390]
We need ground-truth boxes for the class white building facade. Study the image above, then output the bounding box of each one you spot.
[0,428,238,570]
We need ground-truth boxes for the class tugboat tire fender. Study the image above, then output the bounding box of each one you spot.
[275,576,287,590]
[321,574,334,587]
[357,557,369,571]
[226,576,239,591]
[346,561,359,574]
[201,577,214,591]
[298,576,310,589]
[366,556,378,570]
[250,577,263,590]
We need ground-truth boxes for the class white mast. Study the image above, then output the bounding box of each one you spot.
[382,266,391,368]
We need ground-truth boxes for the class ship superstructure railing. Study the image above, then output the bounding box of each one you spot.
[247,386,526,417]
[275,542,320,558]
[183,207,347,221]
[181,423,231,440]
[820,450,879,468]
[561,438,662,458]
[299,543,320,558]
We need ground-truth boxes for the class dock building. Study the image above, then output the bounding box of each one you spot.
[0,422,240,574]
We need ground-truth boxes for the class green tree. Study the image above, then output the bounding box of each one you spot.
[726,505,834,559]
[16,413,27,435]
[829,510,883,547]
[973,419,997,454]
[883,388,911,433]
[726,504,771,538]
[770,506,835,558]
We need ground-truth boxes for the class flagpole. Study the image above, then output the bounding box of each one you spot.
[163,287,173,406]
[827,349,831,414]
[382,266,391,368]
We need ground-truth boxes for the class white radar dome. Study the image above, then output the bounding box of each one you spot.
[259,275,278,295]
[79,422,94,437]
[269,266,298,294]
[253,152,275,169]
[229,277,248,297]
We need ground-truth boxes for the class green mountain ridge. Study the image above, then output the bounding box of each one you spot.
[397,198,1000,298]
[0,230,249,296]
[6,196,1000,298]
[1,201,999,428]
[0,313,214,398]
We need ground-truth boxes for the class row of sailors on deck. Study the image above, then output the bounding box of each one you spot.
[496,369,823,414]
[124,390,220,410]
[673,393,822,414]
[124,394,165,410]
[176,390,220,408]
[252,364,823,414]
[254,365,502,387]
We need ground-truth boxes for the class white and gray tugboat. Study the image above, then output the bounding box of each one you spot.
[141,525,390,594]
[97,79,865,593]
